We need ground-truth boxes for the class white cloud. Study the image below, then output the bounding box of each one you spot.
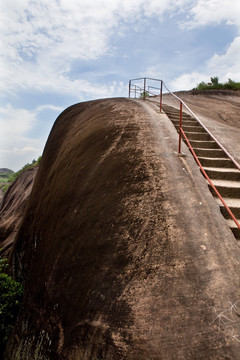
[0,146,42,171]
[207,36,240,81]
[171,35,240,91]
[21,146,40,153]
[140,66,162,79]
[0,104,37,143]
[0,54,127,98]
[174,1,240,89]
[0,103,56,171]
[0,141,43,172]
[170,72,208,91]
[36,104,64,112]
[0,0,192,96]
[1,0,239,98]
[182,0,240,28]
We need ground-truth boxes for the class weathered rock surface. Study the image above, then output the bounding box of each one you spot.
[0,167,38,257]
[3,98,240,359]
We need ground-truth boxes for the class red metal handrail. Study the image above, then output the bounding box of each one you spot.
[162,82,240,171]
[129,77,240,232]
[129,77,240,170]
[129,77,162,104]
[181,128,240,231]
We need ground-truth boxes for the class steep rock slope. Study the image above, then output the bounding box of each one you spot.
[0,167,38,256]
[4,98,240,359]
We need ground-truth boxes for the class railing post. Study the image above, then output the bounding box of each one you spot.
[178,102,183,153]
[160,81,163,112]
[143,78,146,100]
[129,80,131,98]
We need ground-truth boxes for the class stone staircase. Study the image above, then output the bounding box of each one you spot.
[162,104,240,241]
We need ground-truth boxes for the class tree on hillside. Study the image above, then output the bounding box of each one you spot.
[210,76,219,85]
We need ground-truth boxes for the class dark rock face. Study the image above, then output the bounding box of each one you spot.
[0,167,38,257]
[4,98,240,359]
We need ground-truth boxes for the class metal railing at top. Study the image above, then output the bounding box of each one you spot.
[129,77,163,109]
[129,77,240,233]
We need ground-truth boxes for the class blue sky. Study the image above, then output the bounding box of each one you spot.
[1,0,240,171]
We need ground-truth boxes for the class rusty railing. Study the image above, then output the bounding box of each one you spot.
[129,77,240,233]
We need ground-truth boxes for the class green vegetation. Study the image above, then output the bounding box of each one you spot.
[0,255,23,356]
[140,90,150,98]
[8,156,42,183]
[0,156,41,194]
[0,170,14,184]
[0,175,11,184]
[194,77,240,91]
[0,170,14,194]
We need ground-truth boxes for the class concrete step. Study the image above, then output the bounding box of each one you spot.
[167,114,194,122]
[181,126,207,133]
[203,167,240,180]
[208,180,240,198]
[226,219,240,239]
[231,228,240,240]
[163,110,190,116]
[189,140,221,149]
[198,157,237,168]
[165,112,194,119]
[194,149,228,158]
[184,132,212,141]
[211,179,240,188]
[163,104,240,240]
[217,200,240,236]
[216,197,240,208]
[220,205,240,219]
[171,119,200,127]
[162,110,179,115]
[163,109,180,113]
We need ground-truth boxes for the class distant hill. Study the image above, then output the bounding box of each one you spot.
[0,168,14,175]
